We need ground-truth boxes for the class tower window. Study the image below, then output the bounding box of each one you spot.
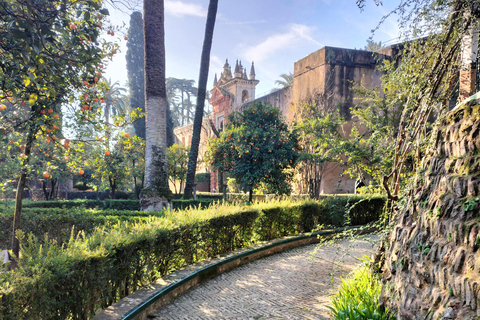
[242,90,249,103]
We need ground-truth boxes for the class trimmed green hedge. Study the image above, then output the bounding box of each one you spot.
[0,196,385,320]
[0,207,157,249]
[225,193,310,202]
[22,198,218,211]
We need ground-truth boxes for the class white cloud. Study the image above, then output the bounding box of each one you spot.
[165,1,207,18]
[241,24,322,62]
[210,55,224,74]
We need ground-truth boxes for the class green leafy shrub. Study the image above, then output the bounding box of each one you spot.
[0,196,385,320]
[328,264,391,320]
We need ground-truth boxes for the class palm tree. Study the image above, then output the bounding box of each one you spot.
[275,72,294,88]
[166,77,197,126]
[103,79,127,140]
[141,0,171,210]
[183,0,219,199]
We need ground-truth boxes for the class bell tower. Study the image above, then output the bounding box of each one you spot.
[211,59,259,114]
[227,60,259,111]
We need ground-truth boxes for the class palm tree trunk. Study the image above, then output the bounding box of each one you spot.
[183,0,219,199]
[141,0,172,211]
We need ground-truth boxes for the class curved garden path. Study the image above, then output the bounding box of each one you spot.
[150,234,380,320]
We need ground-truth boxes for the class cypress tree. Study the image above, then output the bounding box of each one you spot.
[127,11,174,145]
[126,11,146,139]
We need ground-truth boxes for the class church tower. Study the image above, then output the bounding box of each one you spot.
[211,59,259,113]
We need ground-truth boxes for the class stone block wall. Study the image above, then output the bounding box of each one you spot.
[382,103,480,319]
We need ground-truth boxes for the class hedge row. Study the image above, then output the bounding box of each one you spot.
[225,193,311,202]
[22,198,218,211]
[0,196,385,320]
[0,208,161,249]
[66,191,224,201]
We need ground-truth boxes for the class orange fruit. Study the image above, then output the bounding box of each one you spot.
[98,138,103,142]
[125,133,129,138]
[79,169,84,175]
[105,150,110,156]
[54,114,59,119]
[43,172,50,178]
[48,109,53,113]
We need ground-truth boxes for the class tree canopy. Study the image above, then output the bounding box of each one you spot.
[207,103,300,201]
[0,0,117,256]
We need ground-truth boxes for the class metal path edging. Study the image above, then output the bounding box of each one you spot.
[92,225,372,320]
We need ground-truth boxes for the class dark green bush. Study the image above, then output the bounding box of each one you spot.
[22,199,218,211]
[0,196,385,320]
[195,173,210,183]
[195,192,224,200]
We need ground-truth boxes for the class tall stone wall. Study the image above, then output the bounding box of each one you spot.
[382,103,480,319]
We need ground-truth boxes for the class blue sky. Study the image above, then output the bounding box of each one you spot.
[105,0,400,98]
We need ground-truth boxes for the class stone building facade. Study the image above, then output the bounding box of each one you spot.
[173,45,400,194]
[290,46,394,194]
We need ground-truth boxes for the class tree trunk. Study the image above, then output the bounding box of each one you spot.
[109,177,117,199]
[141,0,172,211]
[50,178,57,200]
[248,187,253,203]
[42,180,48,200]
[184,0,219,199]
[12,127,35,258]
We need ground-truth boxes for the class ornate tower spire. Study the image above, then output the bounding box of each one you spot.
[213,73,218,86]
[234,59,242,78]
[222,59,232,80]
[243,68,247,79]
[249,61,256,80]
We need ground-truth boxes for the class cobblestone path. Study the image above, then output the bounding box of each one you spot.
[151,234,380,320]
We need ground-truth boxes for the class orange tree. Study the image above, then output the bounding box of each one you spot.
[207,103,300,202]
[123,135,145,199]
[167,143,189,194]
[86,133,145,199]
[0,0,117,257]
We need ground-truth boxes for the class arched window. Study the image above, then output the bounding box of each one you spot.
[242,90,249,103]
